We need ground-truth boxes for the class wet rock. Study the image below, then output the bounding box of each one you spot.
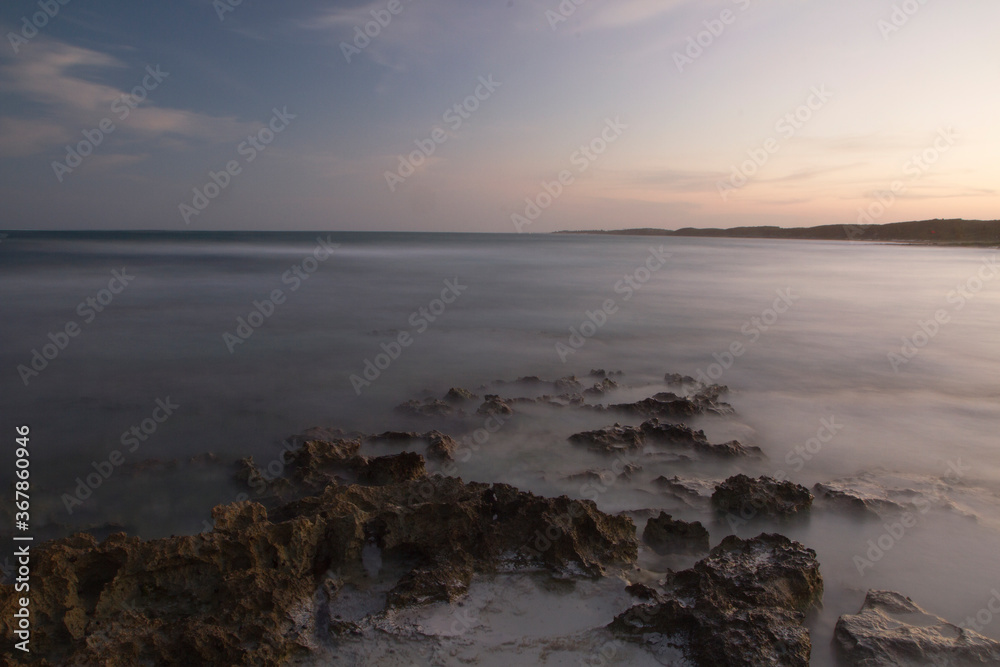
[607,397,705,419]
[565,462,640,484]
[476,394,514,416]
[424,431,459,462]
[653,475,714,504]
[812,479,908,517]
[554,376,584,392]
[712,475,813,518]
[642,512,710,555]
[584,378,620,396]
[834,590,1000,666]
[625,582,663,601]
[611,533,823,666]
[444,387,477,402]
[569,419,762,459]
[569,423,645,454]
[664,372,696,385]
[0,449,637,666]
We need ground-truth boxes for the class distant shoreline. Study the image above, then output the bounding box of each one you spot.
[554,219,1000,247]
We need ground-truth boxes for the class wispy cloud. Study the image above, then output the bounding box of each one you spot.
[0,37,258,159]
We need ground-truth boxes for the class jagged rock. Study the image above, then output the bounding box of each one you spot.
[611,533,823,666]
[566,462,640,484]
[424,431,459,461]
[664,372,696,385]
[0,450,637,666]
[835,590,1000,666]
[444,387,477,402]
[569,423,645,453]
[554,376,584,392]
[369,430,421,442]
[642,511,710,555]
[812,480,907,517]
[583,378,620,396]
[712,475,813,518]
[569,419,762,459]
[625,582,663,601]
[476,394,513,416]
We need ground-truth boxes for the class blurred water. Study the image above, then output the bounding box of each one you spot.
[1,231,998,664]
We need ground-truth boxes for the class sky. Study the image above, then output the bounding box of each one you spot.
[0,0,998,233]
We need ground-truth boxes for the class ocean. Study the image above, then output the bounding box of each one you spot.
[2,231,999,665]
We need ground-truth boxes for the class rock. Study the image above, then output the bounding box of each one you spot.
[812,480,907,517]
[611,533,824,666]
[424,431,459,462]
[569,419,762,459]
[0,448,638,666]
[625,582,663,601]
[642,512,710,555]
[476,394,513,416]
[444,387,477,402]
[368,430,421,443]
[569,423,645,454]
[664,372,696,385]
[188,452,221,466]
[583,378,620,396]
[834,590,1000,666]
[712,475,813,518]
[554,376,583,392]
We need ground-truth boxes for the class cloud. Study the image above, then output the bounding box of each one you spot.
[0,37,258,158]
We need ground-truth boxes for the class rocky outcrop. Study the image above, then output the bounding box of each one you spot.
[367,430,459,461]
[642,512,710,555]
[476,394,514,416]
[443,387,477,402]
[835,590,1000,666]
[712,475,813,518]
[611,533,824,666]
[395,398,457,418]
[569,419,762,458]
[1,444,637,666]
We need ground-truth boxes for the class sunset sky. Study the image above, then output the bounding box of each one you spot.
[1,0,998,232]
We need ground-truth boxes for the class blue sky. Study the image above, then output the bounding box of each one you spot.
[1,0,998,232]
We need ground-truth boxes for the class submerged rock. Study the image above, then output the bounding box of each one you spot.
[569,419,762,459]
[0,444,637,666]
[712,475,813,518]
[642,511,710,555]
[611,533,824,666]
[834,590,1000,666]
[443,387,478,402]
[476,394,514,416]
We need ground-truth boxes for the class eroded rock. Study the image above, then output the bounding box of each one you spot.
[712,475,813,518]
[834,590,1000,667]
[611,533,823,666]
[642,511,710,555]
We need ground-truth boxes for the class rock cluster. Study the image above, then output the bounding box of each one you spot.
[570,419,762,458]
[612,533,824,666]
[0,440,636,666]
